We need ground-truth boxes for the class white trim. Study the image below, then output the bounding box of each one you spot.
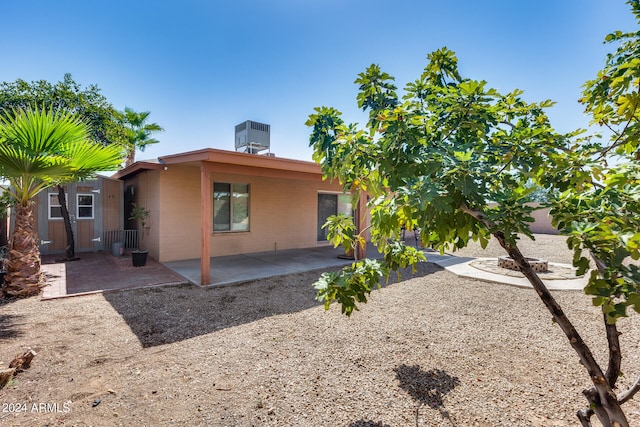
[76,193,94,220]
[47,193,65,220]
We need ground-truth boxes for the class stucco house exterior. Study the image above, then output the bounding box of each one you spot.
[112,147,367,285]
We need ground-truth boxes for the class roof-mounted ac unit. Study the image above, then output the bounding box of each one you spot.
[235,120,270,154]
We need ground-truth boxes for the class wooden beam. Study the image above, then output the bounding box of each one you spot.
[200,162,212,285]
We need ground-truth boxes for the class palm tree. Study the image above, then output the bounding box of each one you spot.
[0,107,123,298]
[121,107,163,167]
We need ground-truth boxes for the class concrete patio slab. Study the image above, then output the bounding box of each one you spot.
[163,245,375,286]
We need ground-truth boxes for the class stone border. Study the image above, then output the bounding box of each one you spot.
[470,258,581,280]
[497,256,548,272]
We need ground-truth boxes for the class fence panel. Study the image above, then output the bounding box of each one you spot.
[103,229,139,250]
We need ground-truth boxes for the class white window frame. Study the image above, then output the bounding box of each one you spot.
[48,193,66,220]
[76,193,95,220]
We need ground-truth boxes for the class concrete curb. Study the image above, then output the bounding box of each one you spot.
[428,254,587,291]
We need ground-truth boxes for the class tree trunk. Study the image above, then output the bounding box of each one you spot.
[494,232,629,427]
[9,349,37,371]
[2,203,42,298]
[57,186,76,260]
[459,205,632,425]
[124,149,135,167]
[0,208,8,248]
[0,368,15,388]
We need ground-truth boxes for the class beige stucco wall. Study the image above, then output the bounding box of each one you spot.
[152,164,344,262]
[156,165,202,262]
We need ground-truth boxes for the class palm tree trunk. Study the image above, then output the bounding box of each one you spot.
[125,149,135,167]
[2,203,42,298]
[0,210,8,248]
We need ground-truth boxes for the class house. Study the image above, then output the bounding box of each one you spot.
[112,146,367,285]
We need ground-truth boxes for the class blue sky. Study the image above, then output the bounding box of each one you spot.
[1,1,637,162]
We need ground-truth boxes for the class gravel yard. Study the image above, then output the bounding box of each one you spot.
[1,234,639,426]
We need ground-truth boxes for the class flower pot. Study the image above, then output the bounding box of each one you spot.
[338,247,355,260]
[131,250,148,267]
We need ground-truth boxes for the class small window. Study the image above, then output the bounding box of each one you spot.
[213,182,249,232]
[48,193,64,219]
[77,194,94,219]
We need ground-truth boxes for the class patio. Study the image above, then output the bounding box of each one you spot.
[40,244,384,299]
[39,239,586,300]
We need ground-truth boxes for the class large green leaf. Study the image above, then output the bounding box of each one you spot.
[0,107,123,205]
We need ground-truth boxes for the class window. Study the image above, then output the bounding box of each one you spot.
[213,183,249,232]
[317,193,352,241]
[77,194,94,219]
[48,193,64,219]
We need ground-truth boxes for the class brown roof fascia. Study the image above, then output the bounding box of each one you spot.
[159,148,322,175]
[111,161,165,180]
[112,148,325,181]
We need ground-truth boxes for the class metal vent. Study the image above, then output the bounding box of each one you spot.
[250,122,270,132]
[235,120,270,154]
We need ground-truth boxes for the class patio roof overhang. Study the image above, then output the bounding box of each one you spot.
[111,160,166,180]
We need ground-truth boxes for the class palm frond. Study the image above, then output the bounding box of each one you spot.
[0,107,89,154]
[0,107,125,202]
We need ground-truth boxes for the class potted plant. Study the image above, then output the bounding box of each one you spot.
[129,203,150,267]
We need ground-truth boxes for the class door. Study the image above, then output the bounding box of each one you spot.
[317,193,352,242]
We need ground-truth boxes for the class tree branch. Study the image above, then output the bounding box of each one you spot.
[590,253,623,389]
[459,204,495,229]
[618,376,640,405]
[596,81,639,160]
[577,408,594,427]
[604,318,622,389]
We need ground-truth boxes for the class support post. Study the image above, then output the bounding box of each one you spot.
[200,163,211,285]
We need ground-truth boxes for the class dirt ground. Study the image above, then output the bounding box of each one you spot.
[1,234,639,426]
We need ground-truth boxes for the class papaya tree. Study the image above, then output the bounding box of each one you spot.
[0,107,123,297]
[307,40,639,426]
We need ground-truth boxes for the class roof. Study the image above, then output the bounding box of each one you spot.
[112,147,324,181]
